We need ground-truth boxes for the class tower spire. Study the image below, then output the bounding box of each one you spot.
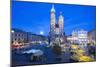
[59,12,63,19]
[58,11,64,35]
[51,4,55,12]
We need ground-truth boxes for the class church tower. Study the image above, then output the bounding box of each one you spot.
[50,5,56,35]
[49,5,65,46]
[50,5,56,36]
[58,12,64,36]
[50,5,56,45]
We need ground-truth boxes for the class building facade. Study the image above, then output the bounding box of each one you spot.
[88,30,96,44]
[11,28,27,44]
[70,29,88,45]
[78,30,88,45]
[11,28,48,45]
[50,5,64,46]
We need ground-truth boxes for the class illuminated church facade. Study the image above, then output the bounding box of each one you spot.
[50,5,65,46]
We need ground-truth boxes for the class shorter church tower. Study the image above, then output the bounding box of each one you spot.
[58,12,64,36]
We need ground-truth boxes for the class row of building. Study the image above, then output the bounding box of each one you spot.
[67,29,96,45]
[11,28,47,44]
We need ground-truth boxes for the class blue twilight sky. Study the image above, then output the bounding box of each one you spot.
[11,1,96,36]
